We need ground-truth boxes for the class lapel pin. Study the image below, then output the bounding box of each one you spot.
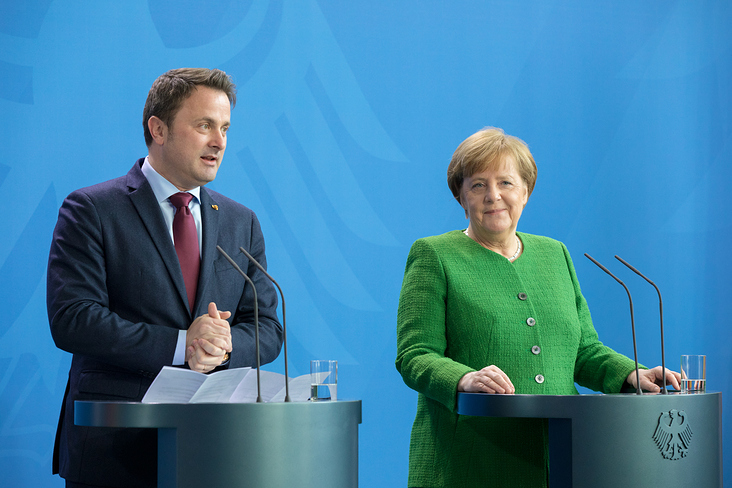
[211,205,219,211]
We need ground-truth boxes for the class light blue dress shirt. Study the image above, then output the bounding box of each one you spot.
[141,157,202,365]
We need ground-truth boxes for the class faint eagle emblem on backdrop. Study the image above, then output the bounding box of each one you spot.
[653,409,693,460]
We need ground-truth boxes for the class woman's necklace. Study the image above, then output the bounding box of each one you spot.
[508,235,521,262]
[463,230,522,262]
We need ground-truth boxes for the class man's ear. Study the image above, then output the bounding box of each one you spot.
[148,116,167,145]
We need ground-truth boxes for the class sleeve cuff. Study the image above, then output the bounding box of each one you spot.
[172,329,187,365]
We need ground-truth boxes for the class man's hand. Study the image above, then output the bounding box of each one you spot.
[186,302,232,373]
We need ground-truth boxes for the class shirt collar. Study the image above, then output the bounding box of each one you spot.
[141,156,201,205]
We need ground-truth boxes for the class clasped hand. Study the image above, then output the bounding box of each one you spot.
[186,302,232,373]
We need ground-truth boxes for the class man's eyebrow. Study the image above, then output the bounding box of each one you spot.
[195,116,230,125]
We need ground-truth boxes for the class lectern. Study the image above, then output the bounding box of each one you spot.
[457,392,722,487]
[76,400,362,488]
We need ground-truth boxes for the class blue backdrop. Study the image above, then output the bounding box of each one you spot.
[1,1,730,486]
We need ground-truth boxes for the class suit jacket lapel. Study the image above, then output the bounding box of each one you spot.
[125,160,191,317]
[195,188,219,316]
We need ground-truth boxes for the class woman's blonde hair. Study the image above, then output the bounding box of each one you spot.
[447,127,537,204]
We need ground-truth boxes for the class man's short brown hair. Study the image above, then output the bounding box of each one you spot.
[142,68,237,146]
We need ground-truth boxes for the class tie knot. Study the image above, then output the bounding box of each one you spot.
[170,192,193,209]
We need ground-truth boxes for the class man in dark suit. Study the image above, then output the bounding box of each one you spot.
[47,68,283,488]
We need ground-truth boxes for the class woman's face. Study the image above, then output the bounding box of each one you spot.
[460,156,529,242]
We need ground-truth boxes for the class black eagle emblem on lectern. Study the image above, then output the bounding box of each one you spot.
[653,409,693,460]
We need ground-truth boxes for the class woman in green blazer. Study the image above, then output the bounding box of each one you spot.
[395,127,680,487]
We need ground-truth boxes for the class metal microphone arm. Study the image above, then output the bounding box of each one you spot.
[584,253,642,395]
[216,245,262,403]
[239,246,290,402]
[615,255,668,394]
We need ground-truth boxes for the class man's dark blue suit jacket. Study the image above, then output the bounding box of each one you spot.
[47,159,283,487]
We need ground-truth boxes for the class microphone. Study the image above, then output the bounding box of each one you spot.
[216,245,262,403]
[239,247,290,402]
[614,255,668,394]
[584,254,642,395]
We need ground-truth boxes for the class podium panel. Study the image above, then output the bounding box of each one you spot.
[76,400,362,488]
[457,392,722,488]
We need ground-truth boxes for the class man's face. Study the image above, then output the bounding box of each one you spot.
[152,86,231,191]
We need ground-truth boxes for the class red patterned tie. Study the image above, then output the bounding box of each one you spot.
[169,192,200,312]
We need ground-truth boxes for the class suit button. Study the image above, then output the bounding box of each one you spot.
[531,345,541,355]
[518,292,528,301]
[527,317,536,326]
[535,374,545,384]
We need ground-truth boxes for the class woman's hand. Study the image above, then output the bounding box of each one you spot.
[458,365,515,394]
[626,366,681,393]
